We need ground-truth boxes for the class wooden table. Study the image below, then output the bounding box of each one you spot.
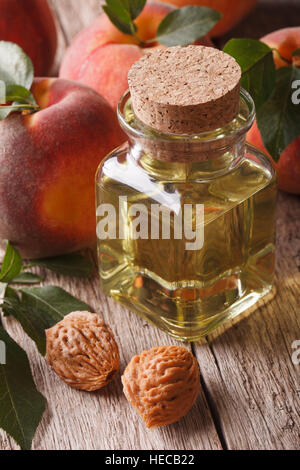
[0,0,299,451]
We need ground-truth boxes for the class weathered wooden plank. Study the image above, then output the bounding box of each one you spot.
[49,0,102,45]
[0,264,222,450]
[48,1,68,76]
[38,0,300,451]
[219,0,300,47]
[195,192,300,450]
[48,0,104,75]
[1,0,299,452]
[3,0,221,448]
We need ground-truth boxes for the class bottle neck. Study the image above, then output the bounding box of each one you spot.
[118,89,255,178]
[127,133,246,178]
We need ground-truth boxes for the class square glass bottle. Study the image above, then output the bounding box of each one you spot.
[96,46,277,341]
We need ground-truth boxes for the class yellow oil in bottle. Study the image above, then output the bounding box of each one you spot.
[96,93,277,341]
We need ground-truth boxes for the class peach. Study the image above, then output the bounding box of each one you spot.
[248,122,300,195]
[160,0,257,37]
[247,27,300,194]
[0,0,57,76]
[0,78,125,258]
[260,27,300,68]
[59,1,212,109]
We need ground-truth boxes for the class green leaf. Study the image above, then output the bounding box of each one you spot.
[5,84,37,106]
[103,5,134,35]
[103,0,145,31]
[223,38,276,109]
[0,41,34,89]
[156,6,221,47]
[0,241,22,283]
[2,288,52,355]
[0,43,38,120]
[0,84,39,120]
[1,286,20,317]
[0,325,46,449]
[4,286,92,355]
[105,0,132,23]
[0,103,38,121]
[292,48,300,57]
[257,66,300,162]
[11,272,44,284]
[126,0,147,20]
[0,107,13,120]
[20,286,92,324]
[29,253,94,278]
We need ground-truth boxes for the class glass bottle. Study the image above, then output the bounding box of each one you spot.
[95,53,277,342]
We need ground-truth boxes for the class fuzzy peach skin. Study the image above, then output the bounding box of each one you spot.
[0,78,125,258]
[161,0,257,37]
[260,27,300,68]
[0,0,57,76]
[247,27,300,195]
[59,1,213,109]
[248,122,300,195]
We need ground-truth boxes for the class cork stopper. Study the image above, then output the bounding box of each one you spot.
[128,45,241,135]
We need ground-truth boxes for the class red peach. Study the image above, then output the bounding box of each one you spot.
[0,79,125,258]
[59,1,213,110]
[247,27,300,195]
[260,26,300,68]
[248,121,300,195]
[0,0,57,76]
[160,0,257,37]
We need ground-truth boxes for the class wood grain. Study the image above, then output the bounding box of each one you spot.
[0,0,299,451]
[219,0,300,47]
[195,195,300,450]
[0,265,222,450]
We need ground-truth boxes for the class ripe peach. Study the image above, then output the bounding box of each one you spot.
[160,0,257,37]
[247,27,300,194]
[260,27,300,68]
[0,79,125,258]
[59,1,212,109]
[0,0,57,76]
[248,122,300,195]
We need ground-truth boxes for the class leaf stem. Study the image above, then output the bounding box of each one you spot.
[129,22,149,47]
[0,104,39,110]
